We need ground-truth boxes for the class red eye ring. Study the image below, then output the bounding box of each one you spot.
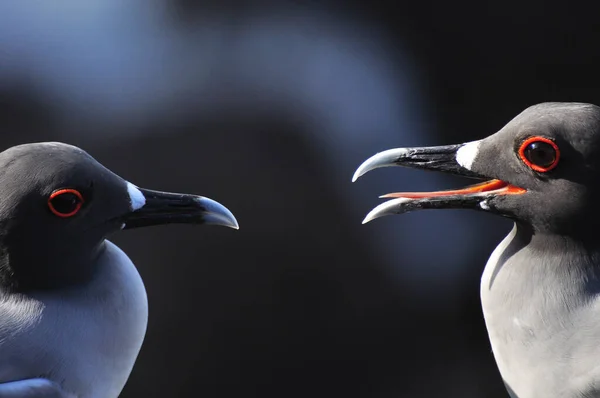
[518,136,560,172]
[48,189,84,218]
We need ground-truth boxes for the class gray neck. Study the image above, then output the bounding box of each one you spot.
[0,240,105,293]
[484,223,600,297]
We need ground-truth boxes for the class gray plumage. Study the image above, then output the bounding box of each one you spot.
[0,142,238,397]
[354,102,600,397]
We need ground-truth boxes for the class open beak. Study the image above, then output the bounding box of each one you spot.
[352,144,525,224]
[122,187,239,230]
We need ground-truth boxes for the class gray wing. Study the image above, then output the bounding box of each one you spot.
[0,378,76,398]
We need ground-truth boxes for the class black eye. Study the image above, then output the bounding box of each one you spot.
[48,189,84,218]
[518,137,560,172]
[524,142,555,167]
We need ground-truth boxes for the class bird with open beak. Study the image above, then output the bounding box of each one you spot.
[353,102,600,398]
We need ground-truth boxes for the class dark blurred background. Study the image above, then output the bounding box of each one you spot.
[0,1,597,397]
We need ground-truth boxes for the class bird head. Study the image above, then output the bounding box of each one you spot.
[353,102,600,237]
[0,142,238,290]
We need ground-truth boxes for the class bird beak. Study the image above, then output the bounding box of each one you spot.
[121,187,239,230]
[352,144,525,224]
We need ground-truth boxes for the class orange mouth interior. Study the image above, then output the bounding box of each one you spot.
[380,179,526,199]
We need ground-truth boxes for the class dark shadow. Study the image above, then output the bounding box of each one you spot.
[504,381,519,398]
[488,223,532,290]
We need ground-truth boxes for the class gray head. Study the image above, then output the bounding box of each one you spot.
[353,102,600,237]
[0,142,238,291]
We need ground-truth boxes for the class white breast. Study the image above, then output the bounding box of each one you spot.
[0,240,148,398]
[479,224,600,397]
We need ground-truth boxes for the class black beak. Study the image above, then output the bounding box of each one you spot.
[352,144,486,182]
[122,187,239,230]
[352,143,524,223]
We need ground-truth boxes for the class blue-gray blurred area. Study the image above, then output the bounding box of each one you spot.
[0,1,597,397]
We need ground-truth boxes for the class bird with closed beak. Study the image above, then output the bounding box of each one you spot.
[354,102,600,398]
[0,142,238,398]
